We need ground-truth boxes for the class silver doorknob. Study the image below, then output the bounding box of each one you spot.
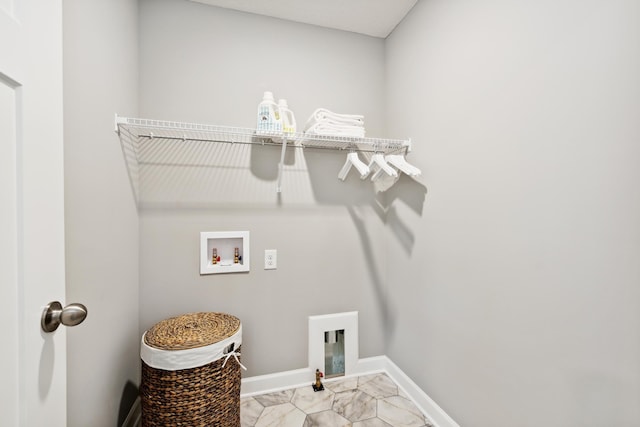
[41,301,88,333]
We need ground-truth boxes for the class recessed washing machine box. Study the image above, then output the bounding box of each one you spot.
[200,231,250,274]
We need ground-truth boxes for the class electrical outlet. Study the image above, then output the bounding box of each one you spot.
[264,249,277,270]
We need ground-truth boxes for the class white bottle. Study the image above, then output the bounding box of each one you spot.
[278,99,297,134]
[257,91,282,134]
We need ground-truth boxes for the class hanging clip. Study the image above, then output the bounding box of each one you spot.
[386,154,421,177]
[338,152,370,181]
[368,153,398,181]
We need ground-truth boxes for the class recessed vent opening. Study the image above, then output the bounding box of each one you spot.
[324,329,345,378]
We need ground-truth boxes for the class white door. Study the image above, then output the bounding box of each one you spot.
[0,0,67,425]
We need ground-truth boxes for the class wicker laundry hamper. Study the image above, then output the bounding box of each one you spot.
[140,312,243,427]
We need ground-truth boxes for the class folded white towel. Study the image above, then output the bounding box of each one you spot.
[305,121,366,138]
[304,108,366,138]
[304,108,365,131]
[305,117,364,130]
[308,108,364,126]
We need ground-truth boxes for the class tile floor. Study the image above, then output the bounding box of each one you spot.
[241,373,434,427]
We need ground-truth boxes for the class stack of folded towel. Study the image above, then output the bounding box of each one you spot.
[304,108,365,138]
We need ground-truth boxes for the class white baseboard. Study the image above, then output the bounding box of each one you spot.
[351,355,388,375]
[241,367,313,397]
[240,356,459,427]
[383,357,460,427]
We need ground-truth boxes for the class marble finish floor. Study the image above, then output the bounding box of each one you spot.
[241,373,434,427]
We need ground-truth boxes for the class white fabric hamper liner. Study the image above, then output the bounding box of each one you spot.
[140,325,244,371]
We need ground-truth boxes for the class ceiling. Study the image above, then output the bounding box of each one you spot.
[188,0,418,38]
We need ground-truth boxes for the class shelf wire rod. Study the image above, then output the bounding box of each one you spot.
[276,135,288,193]
[134,134,408,155]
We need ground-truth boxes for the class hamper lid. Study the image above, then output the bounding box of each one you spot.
[144,312,240,351]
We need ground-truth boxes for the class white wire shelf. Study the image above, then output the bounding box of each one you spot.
[115,115,410,153]
[114,115,411,201]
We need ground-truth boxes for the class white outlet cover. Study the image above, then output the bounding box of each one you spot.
[264,249,277,270]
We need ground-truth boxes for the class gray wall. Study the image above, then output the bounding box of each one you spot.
[138,0,389,376]
[63,0,140,426]
[63,0,640,424]
[385,1,640,426]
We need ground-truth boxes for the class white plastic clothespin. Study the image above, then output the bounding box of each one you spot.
[338,152,370,181]
[368,153,398,181]
[386,154,421,177]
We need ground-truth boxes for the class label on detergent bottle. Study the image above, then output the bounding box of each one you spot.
[272,108,282,133]
[257,91,282,134]
[258,105,271,131]
[257,105,282,133]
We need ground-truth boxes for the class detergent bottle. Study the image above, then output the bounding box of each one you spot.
[256,91,282,134]
[278,99,297,134]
